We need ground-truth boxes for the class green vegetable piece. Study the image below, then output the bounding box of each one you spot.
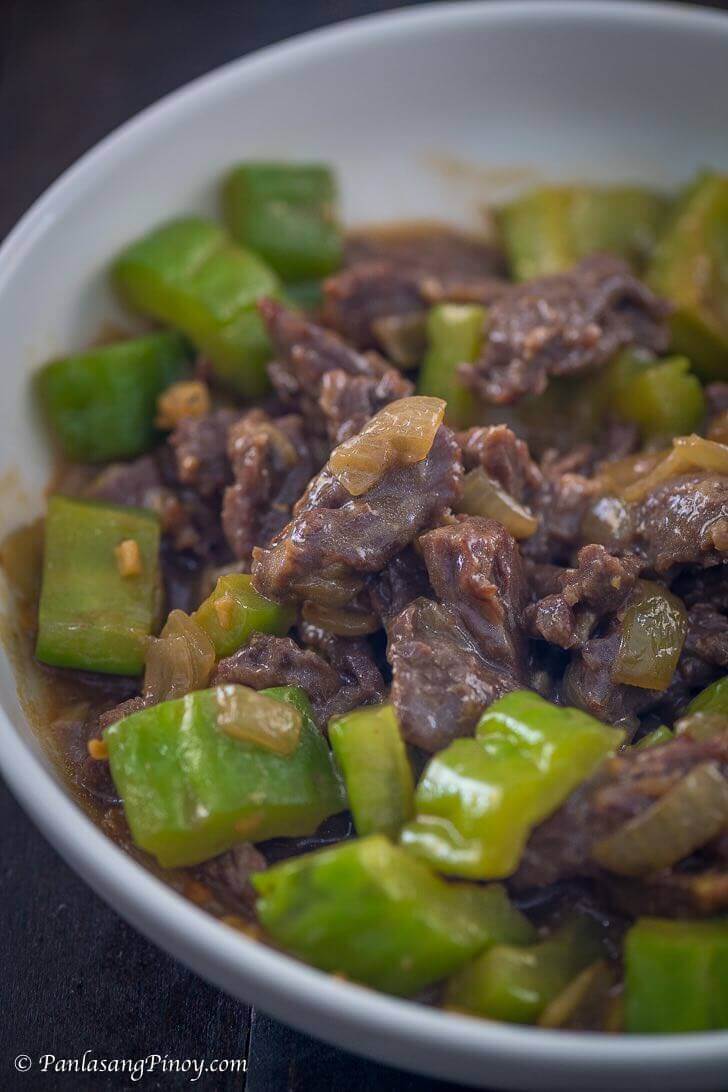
[114,217,280,397]
[283,279,323,311]
[611,356,705,442]
[223,163,342,282]
[687,675,728,717]
[648,173,728,379]
[194,573,295,659]
[38,332,191,463]
[253,834,535,995]
[613,580,687,691]
[105,685,345,868]
[499,185,669,280]
[400,691,624,879]
[634,725,673,750]
[36,496,160,675]
[329,703,414,838]
[446,915,604,1024]
[418,303,484,427]
[625,917,728,1032]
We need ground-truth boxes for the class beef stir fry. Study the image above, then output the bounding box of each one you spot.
[23,165,728,1034]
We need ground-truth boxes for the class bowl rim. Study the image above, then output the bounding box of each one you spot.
[2,1,728,1083]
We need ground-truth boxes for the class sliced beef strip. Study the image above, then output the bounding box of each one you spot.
[298,620,386,721]
[367,547,432,625]
[523,462,601,566]
[528,544,641,650]
[168,408,239,497]
[419,517,529,678]
[563,624,660,731]
[221,409,316,566]
[513,730,728,890]
[672,567,728,690]
[192,843,267,918]
[389,597,516,752]
[251,426,462,605]
[343,226,506,281]
[318,367,413,446]
[457,424,542,502]
[213,631,383,729]
[458,254,670,404]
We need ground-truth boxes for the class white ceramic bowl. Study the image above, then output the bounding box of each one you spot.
[2,3,728,1088]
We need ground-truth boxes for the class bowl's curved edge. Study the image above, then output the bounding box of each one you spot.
[2,3,728,1089]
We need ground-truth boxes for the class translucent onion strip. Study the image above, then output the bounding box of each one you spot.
[592,762,728,876]
[623,435,728,503]
[329,396,445,496]
[215,683,302,756]
[613,581,687,691]
[143,609,215,703]
[456,467,538,539]
[302,600,380,636]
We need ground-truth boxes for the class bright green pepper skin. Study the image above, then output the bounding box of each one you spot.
[625,918,728,1032]
[499,186,669,280]
[223,163,342,282]
[634,725,673,750]
[418,304,484,427]
[253,834,535,995]
[400,691,624,879]
[446,915,604,1024]
[610,355,705,442]
[36,496,160,675]
[329,704,414,838]
[648,173,728,380]
[38,332,191,463]
[193,573,295,659]
[687,675,728,717]
[105,685,345,868]
[113,217,280,397]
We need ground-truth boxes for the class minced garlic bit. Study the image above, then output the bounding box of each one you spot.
[213,594,236,631]
[87,738,109,760]
[155,380,211,430]
[114,538,143,578]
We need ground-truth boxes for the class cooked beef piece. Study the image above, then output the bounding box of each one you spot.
[97,695,147,733]
[389,597,516,752]
[318,367,413,446]
[563,624,659,730]
[327,227,506,349]
[514,730,728,889]
[87,454,168,509]
[221,410,316,566]
[419,517,529,678]
[528,545,641,650]
[605,472,728,572]
[168,408,238,497]
[593,419,641,468]
[213,631,383,729]
[672,568,728,690]
[606,867,728,919]
[706,382,728,421]
[457,424,542,502]
[524,460,601,566]
[298,620,386,719]
[251,426,462,605]
[458,255,670,404]
[368,547,432,625]
[192,843,266,918]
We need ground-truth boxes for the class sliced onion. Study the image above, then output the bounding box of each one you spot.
[675,711,728,742]
[329,396,445,496]
[215,683,301,756]
[456,467,538,539]
[592,762,728,876]
[538,961,616,1031]
[613,580,687,691]
[143,609,215,703]
[291,564,364,608]
[302,600,380,636]
[623,435,728,503]
[580,495,632,546]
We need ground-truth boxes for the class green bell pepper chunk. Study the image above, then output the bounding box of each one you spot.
[223,163,342,282]
[253,834,535,995]
[329,703,414,838]
[648,173,728,379]
[446,915,604,1024]
[193,573,295,659]
[418,303,484,427]
[37,331,191,463]
[36,496,160,675]
[113,217,280,397]
[634,725,673,750]
[625,918,728,1032]
[400,691,624,879]
[105,685,345,868]
[499,185,669,280]
[687,675,728,717]
[611,356,705,442]
[283,279,323,312]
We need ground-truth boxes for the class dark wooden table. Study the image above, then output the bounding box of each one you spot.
[1,2,725,1090]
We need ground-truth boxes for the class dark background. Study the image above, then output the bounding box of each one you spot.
[1,2,725,1090]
